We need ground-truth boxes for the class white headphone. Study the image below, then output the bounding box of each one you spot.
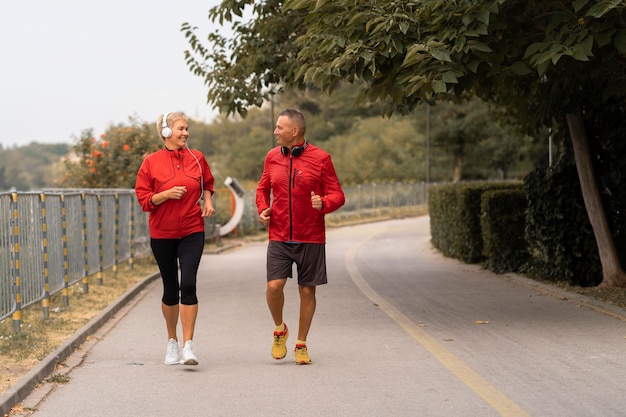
[161,112,172,138]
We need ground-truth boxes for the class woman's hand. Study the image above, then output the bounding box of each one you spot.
[201,200,216,217]
[169,186,187,200]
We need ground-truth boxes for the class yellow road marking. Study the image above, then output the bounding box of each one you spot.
[345,232,530,417]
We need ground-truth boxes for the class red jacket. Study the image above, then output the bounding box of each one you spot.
[135,147,214,239]
[256,144,345,244]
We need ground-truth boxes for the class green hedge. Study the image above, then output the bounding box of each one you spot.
[429,181,523,264]
[523,160,602,286]
[481,189,528,273]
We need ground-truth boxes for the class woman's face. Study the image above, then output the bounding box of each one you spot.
[164,119,189,150]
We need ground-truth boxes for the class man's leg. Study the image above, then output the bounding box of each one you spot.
[266,278,287,326]
[297,285,316,342]
[294,285,316,364]
[267,278,288,359]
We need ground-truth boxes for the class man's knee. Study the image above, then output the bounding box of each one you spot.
[267,278,287,292]
[298,285,316,298]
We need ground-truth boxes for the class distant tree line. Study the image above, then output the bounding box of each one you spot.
[0,84,545,192]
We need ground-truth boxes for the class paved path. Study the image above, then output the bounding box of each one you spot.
[5,216,626,416]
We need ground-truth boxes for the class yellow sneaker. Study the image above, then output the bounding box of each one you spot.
[271,324,289,360]
[294,344,312,365]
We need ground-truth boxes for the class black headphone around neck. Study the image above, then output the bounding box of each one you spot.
[281,139,308,157]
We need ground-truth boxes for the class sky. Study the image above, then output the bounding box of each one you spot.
[0,0,225,148]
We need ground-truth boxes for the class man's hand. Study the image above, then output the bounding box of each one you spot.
[311,191,323,211]
[259,208,271,226]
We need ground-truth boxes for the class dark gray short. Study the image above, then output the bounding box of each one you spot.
[266,241,328,286]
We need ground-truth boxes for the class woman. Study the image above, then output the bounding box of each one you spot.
[135,112,215,365]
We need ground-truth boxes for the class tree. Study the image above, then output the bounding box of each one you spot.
[63,119,161,189]
[182,1,308,117]
[0,143,70,191]
[184,0,626,287]
[325,117,425,184]
[428,98,490,182]
[288,0,626,287]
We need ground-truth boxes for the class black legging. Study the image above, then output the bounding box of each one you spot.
[150,232,204,306]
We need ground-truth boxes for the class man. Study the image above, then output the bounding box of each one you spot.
[256,109,345,364]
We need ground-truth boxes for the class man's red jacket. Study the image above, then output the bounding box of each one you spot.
[135,147,214,239]
[256,144,345,244]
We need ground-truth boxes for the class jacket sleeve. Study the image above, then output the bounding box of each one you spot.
[319,154,345,214]
[256,154,272,214]
[199,153,215,196]
[135,159,157,213]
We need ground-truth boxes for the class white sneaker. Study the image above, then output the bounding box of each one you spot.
[181,340,199,365]
[164,338,180,365]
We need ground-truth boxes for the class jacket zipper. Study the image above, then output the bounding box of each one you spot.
[288,156,294,241]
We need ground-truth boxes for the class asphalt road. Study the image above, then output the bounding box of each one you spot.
[10,216,626,417]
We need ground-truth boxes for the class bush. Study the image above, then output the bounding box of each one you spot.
[429,181,522,264]
[523,158,601,286]
[481,188,528,273]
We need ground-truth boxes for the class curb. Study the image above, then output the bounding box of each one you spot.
[502,272,626,323]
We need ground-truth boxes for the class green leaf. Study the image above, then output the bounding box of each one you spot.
[314,0,333,11]
[283,0,310,10]
[477,9,490,25]
[569,35,594,61]
[524,42,548,60]
[403,44,427,67]
[466,60,480,73]
[431,48,452,62]
[509,61,532,75]
[360,50,373,61]
[571,45,591,61]
[470,42,493,53]
[432,80,448,93]
[442,71,458,83]
[572,0,589,13]
[537,60,550,76]
[462,14,474,26]
[587,3,613,18]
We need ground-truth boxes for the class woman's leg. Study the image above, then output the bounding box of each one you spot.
[178,232,204,344]
[151,238,181,340]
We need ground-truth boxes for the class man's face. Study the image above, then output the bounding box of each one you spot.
[273,116,297,148]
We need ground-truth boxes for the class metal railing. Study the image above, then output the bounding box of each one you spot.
[214,181,430,236]
[0,182,429,331]
[0,190,151,330]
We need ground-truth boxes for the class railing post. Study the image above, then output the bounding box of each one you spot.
[40,193,51,319]
[96,194,103,286]
[61,194,70,307]
[81,193,89,294]
[129,193,135,270]
[113,194,119,275]
[10,192,21,332]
